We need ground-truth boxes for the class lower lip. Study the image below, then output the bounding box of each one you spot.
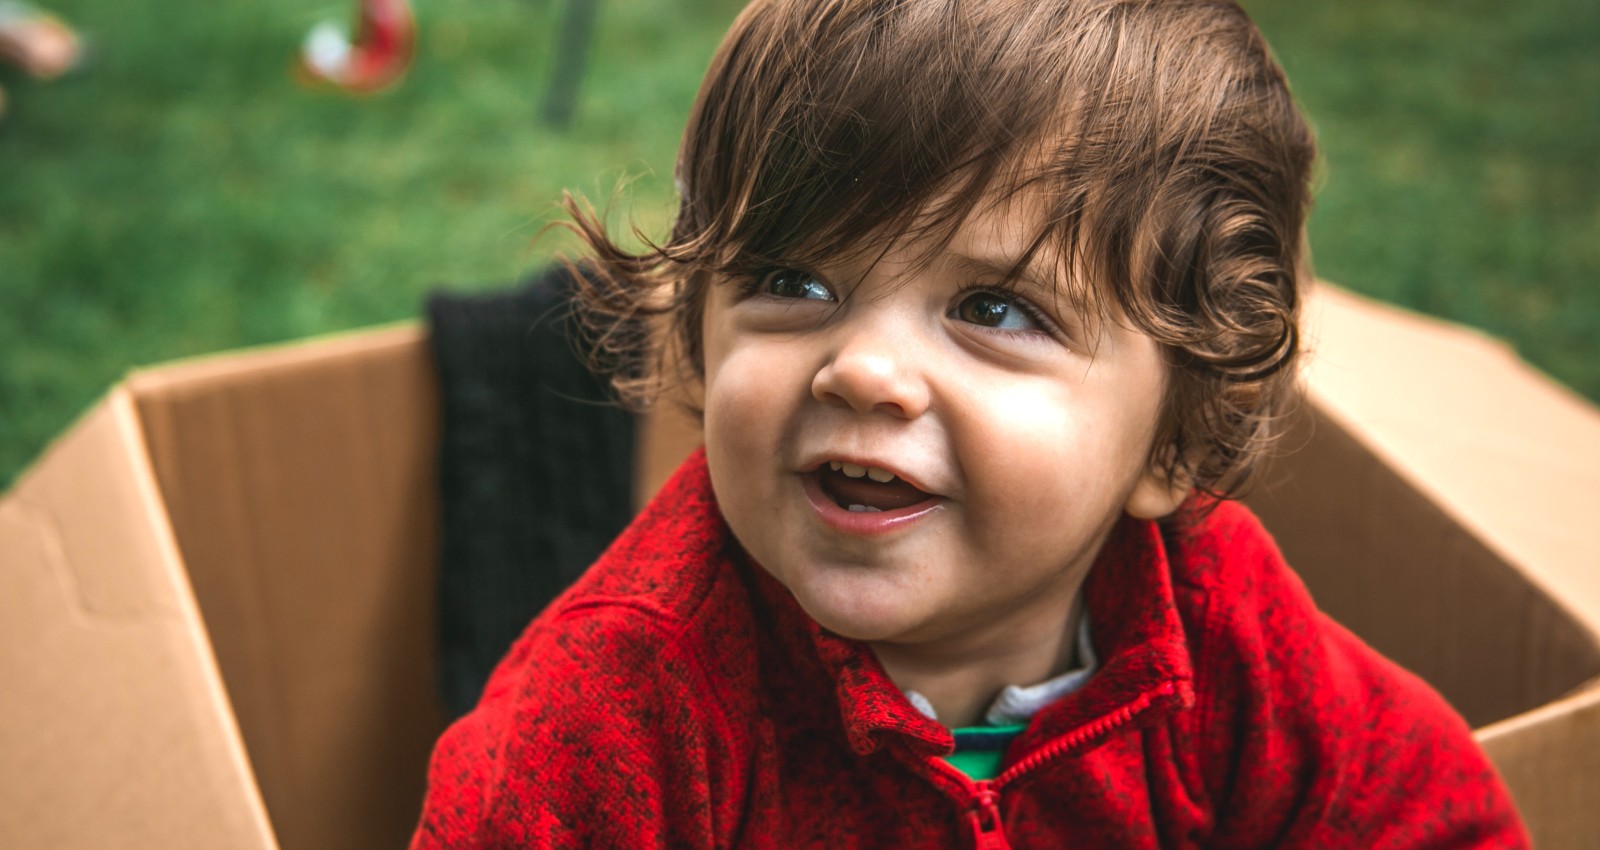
[801,473,944,536]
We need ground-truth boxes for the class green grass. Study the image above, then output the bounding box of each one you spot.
[0,0,744,485]
[1247,0,1600,397]
[2,0,1596,487]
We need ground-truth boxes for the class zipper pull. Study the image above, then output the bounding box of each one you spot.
[964,784,1013,850]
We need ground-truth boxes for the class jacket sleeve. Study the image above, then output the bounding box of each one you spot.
[408,603,737,849]
[1178,507,1530,849]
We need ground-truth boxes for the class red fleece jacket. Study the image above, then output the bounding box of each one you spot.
[410,450,1527,849]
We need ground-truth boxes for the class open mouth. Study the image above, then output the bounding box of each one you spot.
[817,461,935,513]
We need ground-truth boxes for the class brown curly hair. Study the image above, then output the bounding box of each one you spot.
[564,0,1316,504]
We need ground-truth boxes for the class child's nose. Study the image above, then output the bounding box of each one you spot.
[810,332,931,419]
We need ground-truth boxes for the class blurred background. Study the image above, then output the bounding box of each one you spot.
[0,0,1595,488]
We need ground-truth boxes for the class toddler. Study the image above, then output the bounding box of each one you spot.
[411,0,1528,846]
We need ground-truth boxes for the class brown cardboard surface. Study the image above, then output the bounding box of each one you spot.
[1249,403,1600,730]
[128,324,446,850]
[1479,684,1600,850]
[1302,286,1600,629]
[0,392,274,848]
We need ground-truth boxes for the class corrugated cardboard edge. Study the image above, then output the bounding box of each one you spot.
[123,321,426,390]
[0,387,276,848]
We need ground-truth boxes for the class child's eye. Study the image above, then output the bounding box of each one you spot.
[759,269,835,301]
[952,290,1044,332]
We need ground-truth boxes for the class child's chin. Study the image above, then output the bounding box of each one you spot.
[760,551,942,643]
[793,589,926,645]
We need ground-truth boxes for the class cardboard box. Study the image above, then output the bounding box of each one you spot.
[1,284,1596,848]
[1247,286,1600,848]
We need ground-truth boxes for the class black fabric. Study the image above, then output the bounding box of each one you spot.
[427,264,636,718]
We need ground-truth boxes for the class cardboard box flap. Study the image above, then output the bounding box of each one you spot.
[1252,285,1600,725]
[126,324,445,850]
[1250,403,1600,729]
[1304,286,1600,629]
[0,391,274,848]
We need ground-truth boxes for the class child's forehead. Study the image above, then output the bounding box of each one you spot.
[943,187,1053,268]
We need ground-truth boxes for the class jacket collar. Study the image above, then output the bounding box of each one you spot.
[744,509,1196,762]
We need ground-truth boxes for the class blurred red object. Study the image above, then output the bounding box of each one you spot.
[296,0,414,95]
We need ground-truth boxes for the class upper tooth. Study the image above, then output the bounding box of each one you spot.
[866,466,895,483]
[829,461,843,471]
[840,462,867,478]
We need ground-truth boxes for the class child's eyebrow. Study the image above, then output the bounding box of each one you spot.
[944,251,1057,299]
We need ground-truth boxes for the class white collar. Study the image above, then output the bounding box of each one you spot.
[904,614,1098,726]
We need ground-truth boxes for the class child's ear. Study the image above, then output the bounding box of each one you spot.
[1124,463,1190,520]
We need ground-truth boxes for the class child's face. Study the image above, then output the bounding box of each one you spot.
[700,196,1185,652]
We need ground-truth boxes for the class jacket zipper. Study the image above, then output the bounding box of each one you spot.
[945,680,1178,850]
[994,680,1176,783]
[963,783,1012,850]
